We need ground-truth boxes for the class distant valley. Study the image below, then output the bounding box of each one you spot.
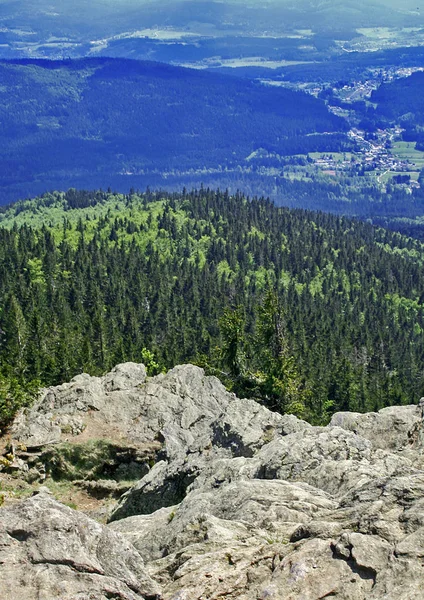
[1,1,424,233]
[1,0,424,65]
[0,57,349,205]
[1,55,424,237]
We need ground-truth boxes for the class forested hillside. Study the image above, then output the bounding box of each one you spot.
[0,58,348,205]
[371,71,424,146]
[372,71,424,123]
[1,189,424,424]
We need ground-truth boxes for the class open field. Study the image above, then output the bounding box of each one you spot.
[391,141,424,169]
[185,58,312,70]
[343,27,424,52]
[377,170,420,183]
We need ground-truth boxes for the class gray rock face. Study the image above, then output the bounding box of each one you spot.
[11,363,148,449]
[330,406,422,453]
[0,489,161,600]
[3,362,424,599]
[11,364,290,455]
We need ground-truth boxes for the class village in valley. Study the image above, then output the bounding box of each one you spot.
[302,67,424,191]
[309,126,423,190]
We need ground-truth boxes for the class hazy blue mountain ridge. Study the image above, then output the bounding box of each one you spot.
[1,0,423,61]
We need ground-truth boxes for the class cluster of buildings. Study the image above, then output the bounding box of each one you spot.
[310,127,421,189]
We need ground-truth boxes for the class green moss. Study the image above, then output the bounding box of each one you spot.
[41,440,146,482]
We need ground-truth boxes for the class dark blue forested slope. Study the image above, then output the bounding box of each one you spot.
[0,57,349,204]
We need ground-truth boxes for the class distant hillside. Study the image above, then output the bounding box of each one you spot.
[0,57,349,205]
[0,0,419,61]
[371,71,424,145]
[1,188,424,423]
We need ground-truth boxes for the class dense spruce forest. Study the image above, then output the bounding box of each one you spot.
[1,188,424,425]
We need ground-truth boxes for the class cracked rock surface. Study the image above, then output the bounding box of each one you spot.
[2,364,424,599]
[0,489,161,600]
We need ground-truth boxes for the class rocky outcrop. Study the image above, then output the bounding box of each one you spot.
[0,488,161,600]
[2,363,424,599]
[10,363,298,455]
[4,364,292,506]
[10,362,149,449]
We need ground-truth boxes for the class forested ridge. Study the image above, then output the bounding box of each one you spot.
[1,188,424,424]
[371,71,424,145]
[0,58,348,205]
